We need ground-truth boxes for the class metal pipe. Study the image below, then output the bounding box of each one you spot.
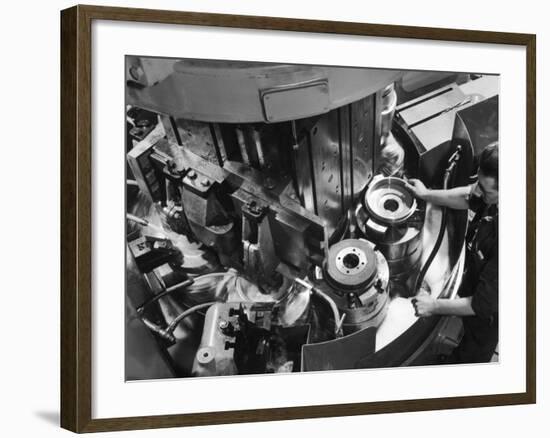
[126,213,166,235]
[126,213,149,227]
[139,317,175,342]
[314,287,345,338]
[165,302,217,335]
[136,278,195,315]
[296,278,343,338]
[139,271,239,342]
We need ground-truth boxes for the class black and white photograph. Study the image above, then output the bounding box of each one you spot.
[124,57,499,380]
[1,0,545,435]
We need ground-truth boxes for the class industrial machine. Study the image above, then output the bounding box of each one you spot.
[125,57,498,379]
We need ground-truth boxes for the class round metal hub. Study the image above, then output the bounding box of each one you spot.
[325,239,378,290]
[364,176,416,225]
[335,246,368,276]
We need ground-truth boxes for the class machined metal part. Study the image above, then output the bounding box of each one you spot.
[325,239,378,291]
[334,246,369,277]
[357,176,424,296]
[318,239,390,334]
[364,176,417,225]
[192,301,310,376]
[191,302,242,377]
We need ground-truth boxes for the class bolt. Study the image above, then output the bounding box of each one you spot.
[187,170,197,180]
[166,160,176,171]
[201,178,210,187]
[218,320,229,330]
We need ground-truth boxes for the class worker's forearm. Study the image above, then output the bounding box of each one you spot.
[422,186,471,210]
[434,297,475,316]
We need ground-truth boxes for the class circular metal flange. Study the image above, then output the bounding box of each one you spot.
[334,246,368,276]
[364,176,416,225]
[338,248,390,333]
[325,239,378,291]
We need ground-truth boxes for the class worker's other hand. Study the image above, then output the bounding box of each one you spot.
[412,290,437,317]
[405,178,429,200]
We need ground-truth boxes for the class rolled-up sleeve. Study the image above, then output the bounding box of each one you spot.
[470,252,499,319]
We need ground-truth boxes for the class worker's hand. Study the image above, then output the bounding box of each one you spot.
[405,178,429,200]
[412,290,438,317]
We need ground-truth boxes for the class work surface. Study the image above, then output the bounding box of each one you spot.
[376,203,464,351]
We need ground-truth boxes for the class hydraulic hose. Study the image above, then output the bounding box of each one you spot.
[138,271,237,342]
[413,147,462,294]
[165,302,217,339]
[313,286,345,338]
[136,278,195,315]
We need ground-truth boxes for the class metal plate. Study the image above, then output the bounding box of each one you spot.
[308,110,344,232]
[127,58,402,123]
[262,80,329,123]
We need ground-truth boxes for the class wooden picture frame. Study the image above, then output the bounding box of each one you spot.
[60,4,536,433]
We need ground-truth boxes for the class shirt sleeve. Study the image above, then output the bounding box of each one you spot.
[470,251,499,319]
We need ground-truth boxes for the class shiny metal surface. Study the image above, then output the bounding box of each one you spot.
[356,176,423,296]
[380,84,397,141]
[316,239,390,335]
[325,239,377,290]
[125,59,476,378]
[364,176,417,225]
[334,246,369,276]
[293,94,378,236]
[127,58,403,123]
[307,109,344,230]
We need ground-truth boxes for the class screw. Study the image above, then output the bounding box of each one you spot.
[187,170,197,179]
[201,178,210,187]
